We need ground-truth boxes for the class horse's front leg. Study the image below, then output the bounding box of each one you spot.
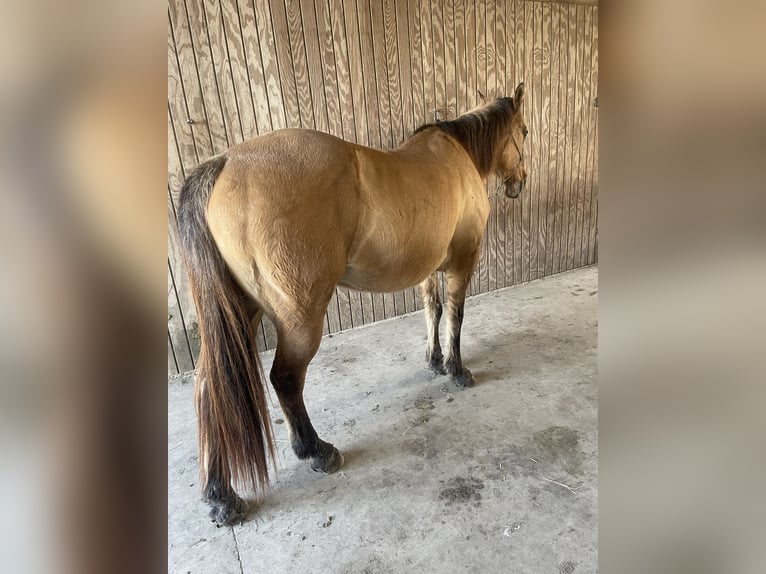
[443,253,480,388]
[419,272,446,374]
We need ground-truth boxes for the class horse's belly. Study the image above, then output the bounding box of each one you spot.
[339,249,445,293]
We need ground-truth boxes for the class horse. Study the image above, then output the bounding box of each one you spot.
[177,83,528,526]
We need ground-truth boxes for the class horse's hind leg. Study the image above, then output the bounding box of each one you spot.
[203,442,249,525]
[420,272,446,374]
[444,252,481,388]
[270,313,344,473]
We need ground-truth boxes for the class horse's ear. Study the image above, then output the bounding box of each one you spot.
[513,82,525,108]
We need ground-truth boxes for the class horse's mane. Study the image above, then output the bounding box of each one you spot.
[413,97,516,178]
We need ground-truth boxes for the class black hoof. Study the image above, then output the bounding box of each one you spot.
[208,494,249,527]
[427,350,446,374]
[451,368,476,389]
[310,446,345,474]
[428,358,447,375]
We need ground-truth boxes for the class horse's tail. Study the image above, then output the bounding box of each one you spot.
[177,155,275,497]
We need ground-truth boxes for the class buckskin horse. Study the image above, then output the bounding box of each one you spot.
[178,83,528,525]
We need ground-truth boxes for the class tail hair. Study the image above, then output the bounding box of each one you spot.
[177,155,275,496]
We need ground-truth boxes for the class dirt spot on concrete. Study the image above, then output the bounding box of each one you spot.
[341,555,393,574]
[319,515,334,528]
[403,437,438,459]
[439,476,484,506]
[414,397,435,410]
[559,560,577,573]
[361,556,393,574]
[531,426,582,475]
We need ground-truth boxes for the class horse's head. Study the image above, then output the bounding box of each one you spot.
[497,83,528,198]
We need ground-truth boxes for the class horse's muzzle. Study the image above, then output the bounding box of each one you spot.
[505,179,524,198]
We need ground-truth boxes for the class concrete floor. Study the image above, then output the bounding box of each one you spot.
[168,266,598,574]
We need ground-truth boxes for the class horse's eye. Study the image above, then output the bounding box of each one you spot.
[522,127,529,137]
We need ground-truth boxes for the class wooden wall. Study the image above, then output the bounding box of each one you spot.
[167,0,599,375]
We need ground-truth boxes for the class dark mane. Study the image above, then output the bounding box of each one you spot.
[413,97,516,177]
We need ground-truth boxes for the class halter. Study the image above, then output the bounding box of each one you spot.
[492,131,524,198]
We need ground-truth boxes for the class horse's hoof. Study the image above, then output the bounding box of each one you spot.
[311,446,345,474]
[208,494,249,527]
[451,368,476,389]
[428,359,447,375]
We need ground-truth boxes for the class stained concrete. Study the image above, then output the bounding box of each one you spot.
[168,266,598,573]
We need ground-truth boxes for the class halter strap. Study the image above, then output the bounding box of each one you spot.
[492,132,524,198]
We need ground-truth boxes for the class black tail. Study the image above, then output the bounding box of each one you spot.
[177,155,275,497]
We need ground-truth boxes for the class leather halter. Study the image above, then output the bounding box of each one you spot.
[492,131,525,198]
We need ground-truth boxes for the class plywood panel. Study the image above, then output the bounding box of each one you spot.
[167,0,599,372]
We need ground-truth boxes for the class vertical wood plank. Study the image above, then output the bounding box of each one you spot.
[285,0,316,128]
[527,1,540,280]
[329,0,358,142]
[383,0,403,146]
[300,0,330,134]
[221,0,261,138]
[253,0,288,130]
[357,0,382,148]
[519,0,531,282]
[370,0,393,147]
[443,0,457,119]
[503,0,516,286]
[169,2,213,161]
[548,2,564,276]
[453,0,466,124]
[204,0,245,144]
[538,0,552,278]
[315,0,343,137]
[564,3,579,270]
[269,0,303,128]
[184,0,231,152]
[558,1,569,273]
[573,5,588,269]
[432,0,446,121]
[233,0,273,136]
[168,11,199,170]
[420,0,434,124]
